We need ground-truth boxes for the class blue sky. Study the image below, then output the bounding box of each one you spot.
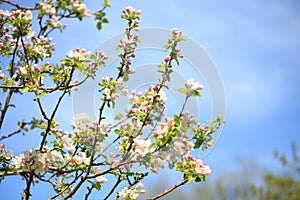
[64,0,300,170]
[1,0,300,199]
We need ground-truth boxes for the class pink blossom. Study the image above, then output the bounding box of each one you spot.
[134,9,142,15]
[39,2,56,14]
[164,55,171,62]
[96,176,107,183]
[49,15,62,28]
[184,78,203,90]
[172,28,179,35]
[136,183,144,189]
[20,67,27,76]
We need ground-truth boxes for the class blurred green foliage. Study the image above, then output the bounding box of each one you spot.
[233,143,300,200]
[146,143,300,200]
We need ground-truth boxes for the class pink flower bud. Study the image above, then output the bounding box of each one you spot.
[197,85,203,90]
[172,28,179,35]
[164,55,171,62]
[134,10,142,15]
[33,64,40,72]
[136,183,144,189]
[174,48,180,53]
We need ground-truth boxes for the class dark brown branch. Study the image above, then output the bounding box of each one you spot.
[148,178,188,200]
[39,69,75,150]
[104,173,122,200]
[179,95,189,116]
[0,90,13,130]
[0,0,36,10]
[24,171,34,200]
[0,76,88,92]
[0,128,21,141]
[0,34,21,130]
[36,98,49,121]
[84,184,95,200]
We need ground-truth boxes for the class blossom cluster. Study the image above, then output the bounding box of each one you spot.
[128,86,167,123]
[38,0,91,17]
[66,47,91,61]
[185,78,204,91]
[60,115,110,153]
[121,6,142,30]
[117,183,145,200]
[0,9,34,54]
[72,0,91,17]
[176,155,211,182]
[61,48,108,84]
[132,137,155,157]
[38,1,56,14]
[177,78,204,98]
[163,28,185,60]
[98,76,127,105]
[0,144,12,162]
[116,6,142,82]
[0,3,225,200]
[10,147,63,174]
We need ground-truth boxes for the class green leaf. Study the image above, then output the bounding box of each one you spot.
[190,90,201,97]
[175,57,179,65]
[163,44,171,51]
[86,150,91,158]
[177,88,186,93]
[22,86,29,93]
[123,74,129,82]
[36,90,46,98]
[102,18,109,23]
[93,182,102,191]
[96,22,102,30]
[170,51,177,59]
[173,115,179,125]
[103,0,111,7]
[195,176,202,182]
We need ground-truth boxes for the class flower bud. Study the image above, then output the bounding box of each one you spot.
[164,55,171,62]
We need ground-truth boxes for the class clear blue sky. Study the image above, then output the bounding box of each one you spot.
[1,0,300,199]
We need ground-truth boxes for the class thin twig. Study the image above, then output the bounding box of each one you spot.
[0,90,13,129]
[0,0,36,10]
[84,185,95,200]
[0,128,21,141]
[0,77,88,92]
[148,178,188,200]
[104,174,122,200]
[179,96,189,116]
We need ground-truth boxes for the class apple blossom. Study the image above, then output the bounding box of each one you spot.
[96,175,108,183]
[164,55,171,62]
[38,2,56,14]
[0,3,224,200]
[184,78,203,90]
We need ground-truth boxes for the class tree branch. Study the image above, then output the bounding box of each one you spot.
[104,173,122,200]
[0,90,13,130]
[148,178,188,200]
[0,0,36,10]
[0,128,21,141]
